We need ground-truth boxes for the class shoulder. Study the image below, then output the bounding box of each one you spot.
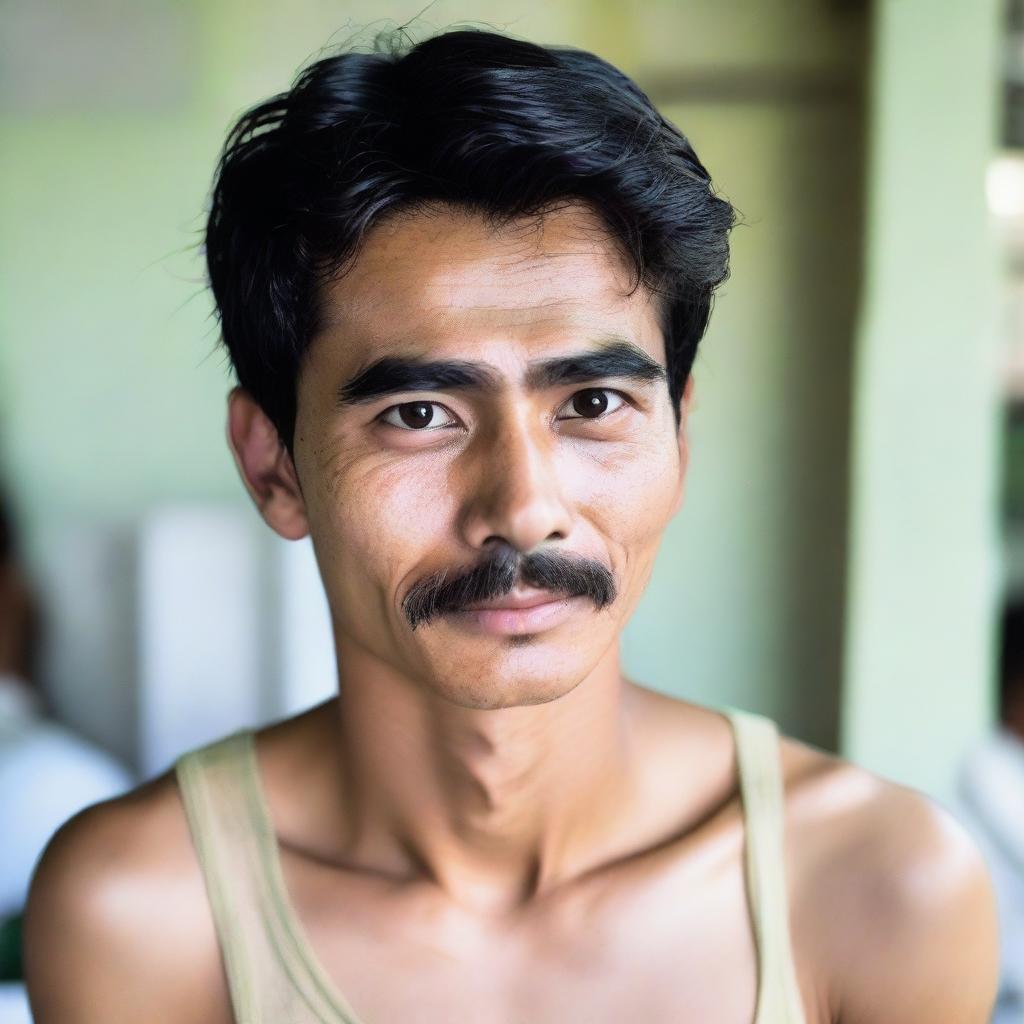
[783,743,1001,1024]
[23,767,230,1023]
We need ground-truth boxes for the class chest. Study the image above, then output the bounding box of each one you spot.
[268,841,788,1024]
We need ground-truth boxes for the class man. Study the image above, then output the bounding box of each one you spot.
[23,26,999,1023]
[956,598,1024,1023]
[0,484,134,923]
[0,483,132,1024]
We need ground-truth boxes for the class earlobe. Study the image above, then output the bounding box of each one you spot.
[225,387,309,541]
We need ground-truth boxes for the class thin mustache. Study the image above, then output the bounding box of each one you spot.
[402,548,615,630]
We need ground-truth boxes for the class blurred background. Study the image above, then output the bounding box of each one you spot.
[2,0,1023,1020]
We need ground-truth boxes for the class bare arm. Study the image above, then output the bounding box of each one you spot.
[23,781,230,1023]
[829,787,1001,1024]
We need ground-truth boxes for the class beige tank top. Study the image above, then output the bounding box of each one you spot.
[174,706,806,1024]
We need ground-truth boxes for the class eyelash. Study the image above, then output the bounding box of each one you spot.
[377,388,629,432]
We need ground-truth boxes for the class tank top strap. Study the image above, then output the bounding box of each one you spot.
[722,707,807,1024]
[174,731,266,1021]
[174,730,347,1024]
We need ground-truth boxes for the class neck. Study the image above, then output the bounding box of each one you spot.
[326,639,644,914]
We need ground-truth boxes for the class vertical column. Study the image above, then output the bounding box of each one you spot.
[841,0,1003,801]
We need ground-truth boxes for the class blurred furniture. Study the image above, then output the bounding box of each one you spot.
[38,502,337,779]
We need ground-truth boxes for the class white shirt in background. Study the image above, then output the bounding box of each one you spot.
[0,673,134,918]
[955,725,1024,1024]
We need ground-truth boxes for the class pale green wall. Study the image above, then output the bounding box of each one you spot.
[841,0,1003,802]
[624,95,864,747]
[0,1,865,752]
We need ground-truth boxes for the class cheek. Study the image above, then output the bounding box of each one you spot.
[309,449,456,601]
[360,462,455,561]
[572,437,680,549]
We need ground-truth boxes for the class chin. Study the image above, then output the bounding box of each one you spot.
[425,658,589,711]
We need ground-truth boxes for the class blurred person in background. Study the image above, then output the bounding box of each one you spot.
[957,598,1024,1024]
[0,484,133,1001]
[22,25,1000,1024]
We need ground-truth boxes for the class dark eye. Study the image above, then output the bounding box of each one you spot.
[558,389,626,420]
[380,401,458,431]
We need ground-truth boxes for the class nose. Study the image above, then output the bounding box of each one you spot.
[458,406,574,554]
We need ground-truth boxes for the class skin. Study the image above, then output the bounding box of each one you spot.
[23,202,1000,1022]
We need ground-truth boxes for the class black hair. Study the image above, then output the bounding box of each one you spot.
[205,26,736,455]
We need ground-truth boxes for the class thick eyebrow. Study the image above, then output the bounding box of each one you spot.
[335,338,668,407]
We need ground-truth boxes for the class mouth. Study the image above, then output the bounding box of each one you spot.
[454,588,583,636]
[462,586,567,612]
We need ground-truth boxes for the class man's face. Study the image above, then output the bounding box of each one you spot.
[285,201,690,709]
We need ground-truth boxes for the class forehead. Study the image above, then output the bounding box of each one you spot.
[314,201,665,361]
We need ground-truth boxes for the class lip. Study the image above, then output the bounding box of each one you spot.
[454,591,583,636]
[463,587,565,612]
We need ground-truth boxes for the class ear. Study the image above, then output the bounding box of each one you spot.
[226,386,309,541]
[670,374,695,519]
